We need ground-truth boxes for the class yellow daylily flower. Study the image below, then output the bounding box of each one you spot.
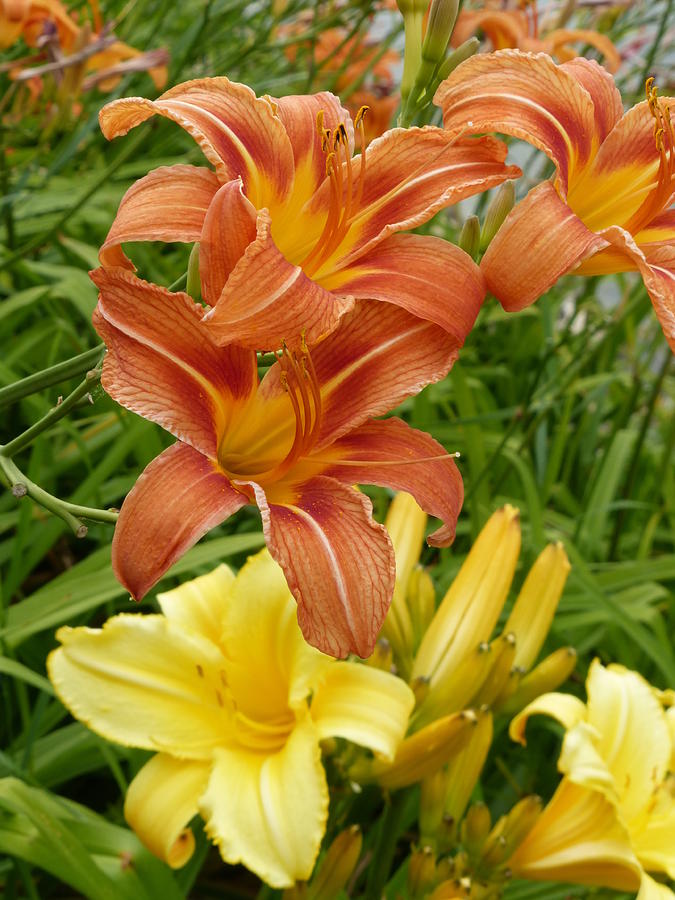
[509,660,675,898]
[47,550,414,888]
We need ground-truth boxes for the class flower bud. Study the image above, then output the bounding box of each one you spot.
[366,638,395,673]
[478,796,542,870]
[461,802,492,855]
[408,845,438,899]
[186,242,201,301]
[471,632,517,708]
[429,37,479,90]
[307,826,362,900]
[408,567,436,652]
[458,215,481,260]
[479,181,516,251]
[413,641,493,730]
[498,647,577,717]
[421,0,460,71]
[420,769,449,844]
[444,710,493,825]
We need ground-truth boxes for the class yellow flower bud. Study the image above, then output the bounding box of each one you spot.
[408,567,436,652]
[472,632,517,708]
[461,803,492,855]
[479,796,542,870]
[413,642,493,730]
[307,826,363,900]
[365,638,395,673]
[444,710,493,825]
[408,845,438,899]
[420,769,449,844]
[498,647,577,717]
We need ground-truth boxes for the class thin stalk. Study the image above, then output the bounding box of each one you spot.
[0,344,104,409]
[1,359,104,457]
[364,791,410,900]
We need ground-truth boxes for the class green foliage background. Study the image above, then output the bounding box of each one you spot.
[0,0,673,896]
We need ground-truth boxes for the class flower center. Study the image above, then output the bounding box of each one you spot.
[622,78,674,236]
[300,106,369,277]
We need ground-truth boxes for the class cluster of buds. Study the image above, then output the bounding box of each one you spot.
[459,181,517,262]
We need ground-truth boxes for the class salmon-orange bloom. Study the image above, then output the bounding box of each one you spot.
[92,267,465,660]
[98,77,519,351]
[436,51,675,351]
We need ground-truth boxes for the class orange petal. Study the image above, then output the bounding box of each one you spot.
[311,128,520,273]
[552,29,621,74]
[309,302,461,446]
[198,179,257,306]
[91,267,256,456]
[275,92,354,212]
[203,210,354,350]
[560,58,623,141]
[99,165,220,269]
[112,442,247,600]
[451,9,529,50]
[316,417,463,546]
[481,181,606,312]
[252,476,395,658]
[435,49,598,194]
[319,232,484,342]
[99,78,295,209]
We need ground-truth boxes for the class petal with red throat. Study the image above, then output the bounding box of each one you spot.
[113,442,247,600]
[251,477,395,658]
[312,129,520,272]
[316,417,463,546]
[99,78,295,209]
[203,211,353,350]
[481,181,606,312]
[92,267,256,456]
[319,232,485,342]
[435,49,597,193]
[199,179,257,306]
[99,165,220,269]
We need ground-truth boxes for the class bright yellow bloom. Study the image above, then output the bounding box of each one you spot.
[47,550,414,888]
[509,660,675,899]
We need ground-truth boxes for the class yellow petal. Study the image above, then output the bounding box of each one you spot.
[47,614,231,758]
[586,660,670,823]
[631,776,675,879]
[509,691,587,745]
[508,779,642,891]
[157,564,234,646]
[668,706,675,771]
[413,506,521,686]
[559,722,619,804]
[200,717,328,888]
[220,549,328,722]
[503,542,571,670]
[124,753,210,868]
[310,661,414,761]
[638,873,675,900]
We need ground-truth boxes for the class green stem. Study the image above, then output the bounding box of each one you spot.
[0,344,104,409]
[1,359,104,458]
[364,790,410,900]
[0,454,118,535]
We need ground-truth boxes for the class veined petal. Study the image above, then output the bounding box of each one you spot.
[310,302,461,447]
[99,165,220,269]
[99,78,295,208]
[92,267,257,456]
[435,49,598,193]
[203,210,353,350]
[310,661,414,760]
[47,614,232,757]
[314,129,520,272]
[112,442,247,600]
[632,778,675,878]
[509,691,587,745]
[157,564,235,647]
[198,179,257,306]
[201,717,328,888]
[637,209,675,247]
[554,32,621,75]
[559,722,619,804]
[508,779,643,891]
[274,92,354,214]
[125,753,210,867]
[586,660,670,823]
[316,417,463,546]
[481,181,606,312]
[318,232,484,342]
[251,476,395,659]
[638,874,675,900]
[219,549,327,725]
[452,9,528,50]
[560,58,623,139]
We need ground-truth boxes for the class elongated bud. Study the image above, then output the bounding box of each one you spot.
[471,632,517,707]
[430,37,479,90]
[186,242,201,301]
[420,769,449,844]
[413,641,492,729]
[478,796,542,870]
[480,182,516,251]
[498,647,577,717]
[307,826,362,900]
[444,710,493,824]
[421,0,460,71]
[366,638,395,673]
[461,802,492,855]
[412,674,431,707]
[503,542,570,671]
[413,506,521,689]
[409,845,438,899]
[458,215,481,260]
[408,567,436,651]
[351,710,476,790]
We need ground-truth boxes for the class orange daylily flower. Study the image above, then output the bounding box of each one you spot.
[98,77,520,351]
[436,51,675,351]
[92,266,466,659]
[452,2,620,72]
